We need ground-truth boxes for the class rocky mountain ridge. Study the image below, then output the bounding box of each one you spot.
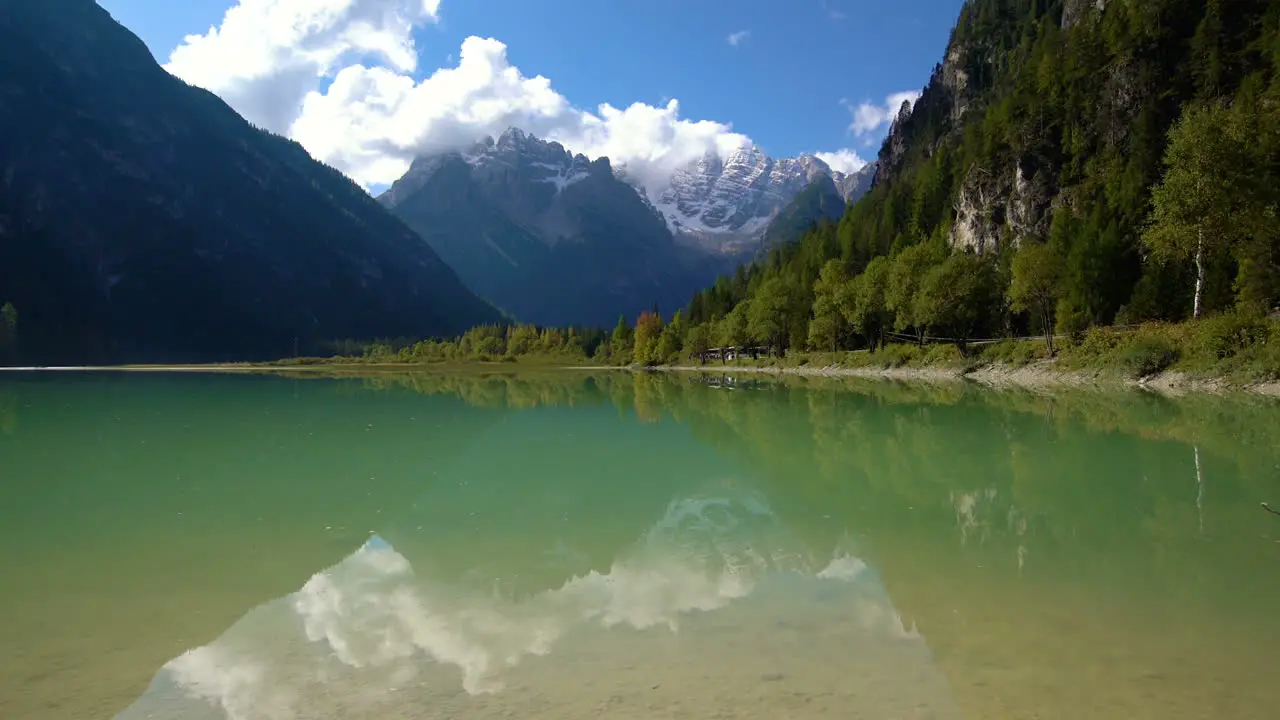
[0,0,500,364]
[431,128,873,256]
[651,144,873,255]
[378,129,727,328]
[379,128,870,327]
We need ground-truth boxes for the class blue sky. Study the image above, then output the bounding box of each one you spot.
[98,0,965,188]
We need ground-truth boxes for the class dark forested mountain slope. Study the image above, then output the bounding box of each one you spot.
[761,173,853,251]
[685,0,1279,352]
[379,130,734,328]
[0,0,500,364]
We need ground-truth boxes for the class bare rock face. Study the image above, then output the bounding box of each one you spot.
[941,45,971,123]
[877,99,921,185]
[1062,0,1109,30]
[949,157,1057,255]
[949,165,1007,255]
[1008,163,1049,246]
[837,165,876,202]
[652,144,866,255]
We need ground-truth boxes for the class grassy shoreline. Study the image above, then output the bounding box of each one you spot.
[663,317,1280,396]
[6,355,1274,398]
[4,319,1276,397]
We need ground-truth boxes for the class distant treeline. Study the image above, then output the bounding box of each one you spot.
[337,315,699,367]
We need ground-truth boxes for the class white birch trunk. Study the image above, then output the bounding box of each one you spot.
[1194,445,1204,536]
[1193,227,1205,319]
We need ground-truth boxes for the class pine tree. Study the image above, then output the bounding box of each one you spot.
[610,316,634,364]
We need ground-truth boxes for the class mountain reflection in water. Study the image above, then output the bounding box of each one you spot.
[118,496,953,719]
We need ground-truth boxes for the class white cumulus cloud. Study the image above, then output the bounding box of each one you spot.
[727,30,751,47]
[288,36,751,194]
[844,91,922,137]
[165,0,442,134]
[160,0,872,196]
[814,148,868,175]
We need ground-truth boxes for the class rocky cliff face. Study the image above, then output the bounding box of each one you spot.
[381,129,604,250]
[873,0,1116,255]
[652,145,868,255]
[0,0,499,364]
[380,129,732,327]
[836,165,876,204]
[1062,0,1110,30]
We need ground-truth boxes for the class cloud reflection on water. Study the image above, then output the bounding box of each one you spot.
[117,490,939,720]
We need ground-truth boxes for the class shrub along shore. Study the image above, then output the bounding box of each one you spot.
[247,311,1280,396]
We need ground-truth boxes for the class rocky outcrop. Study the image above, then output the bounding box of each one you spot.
[879,0,1122,255]
[1007,162,1054,245]
[941,45,971,123]
[1062,0,1109,30]
[949,165,1005,254]
[836,164,876,204]
[949,159,1054,254]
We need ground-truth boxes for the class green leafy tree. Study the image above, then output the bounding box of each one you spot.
[846,256,893,350]
[591,340,610,364]
[562,328,585,358]
[685,323,712,362]
[913,252,996,352]
[1224,84,1280,312]
[887,242,948,344]
[1008,242,1065,353]
[474,335,504,357]
[717,302,750,352]
[656,310,685,363]
[808,260,850,352]
[460,324,506,358]
[538,327,564,353]
[1144,102,1248,318]
[505,325,540,357]
[748,277,804,355]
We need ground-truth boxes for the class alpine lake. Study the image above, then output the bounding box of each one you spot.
[1,368,1278,719]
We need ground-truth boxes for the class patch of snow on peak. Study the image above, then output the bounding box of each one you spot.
[649,144,842,243]
[532,162,588,192]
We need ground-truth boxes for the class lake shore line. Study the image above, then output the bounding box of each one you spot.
[4,358,1277,398]
[655,361,1280,398]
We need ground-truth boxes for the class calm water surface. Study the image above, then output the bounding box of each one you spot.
[1,371,1278,719]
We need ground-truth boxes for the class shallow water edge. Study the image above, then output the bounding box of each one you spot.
[3,358,1279,398]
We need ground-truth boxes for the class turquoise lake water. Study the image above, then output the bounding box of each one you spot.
[1,370,1278,719]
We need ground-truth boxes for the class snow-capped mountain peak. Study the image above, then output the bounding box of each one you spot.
[461,128,594,191]
[648,141,869,254]
[387,128,873,259]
